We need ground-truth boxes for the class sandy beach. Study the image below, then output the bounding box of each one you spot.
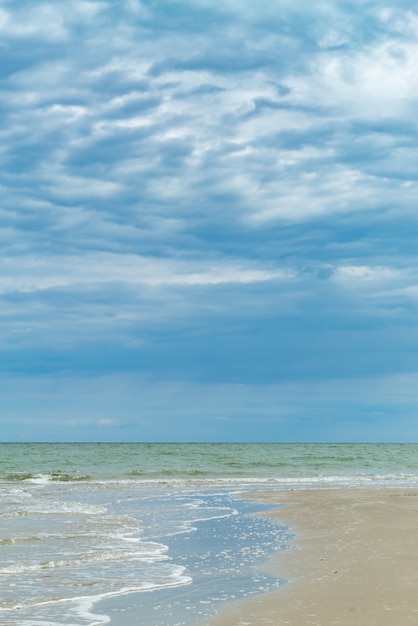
[197,488,418,626]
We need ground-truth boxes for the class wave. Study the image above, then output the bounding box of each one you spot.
[5,471,91,483]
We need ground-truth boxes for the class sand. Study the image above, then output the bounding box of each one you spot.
[196,488,418,626]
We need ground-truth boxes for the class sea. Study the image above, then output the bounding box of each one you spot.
[1,442,417,626]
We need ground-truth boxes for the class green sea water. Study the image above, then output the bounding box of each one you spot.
[1,442,417,486]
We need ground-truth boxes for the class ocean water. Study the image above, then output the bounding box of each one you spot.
[0,443,417,626]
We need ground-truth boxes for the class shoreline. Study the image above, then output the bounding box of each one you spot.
[196,488,418,626]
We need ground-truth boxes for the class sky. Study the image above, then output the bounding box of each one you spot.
[1,0,417,442]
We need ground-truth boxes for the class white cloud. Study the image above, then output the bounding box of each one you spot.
[310,39,418,118]
[332,265,418,305]
[0,253,292,295]
[334,265,400,283]
[0,4,68,41]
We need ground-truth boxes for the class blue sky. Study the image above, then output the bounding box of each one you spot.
[1,0,417,442]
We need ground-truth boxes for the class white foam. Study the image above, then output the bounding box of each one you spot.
[99,472,418,489]
[0,566,192,626]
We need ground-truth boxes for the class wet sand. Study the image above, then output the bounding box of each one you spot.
[197,488,418,626]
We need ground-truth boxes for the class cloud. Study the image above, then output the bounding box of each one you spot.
[2,1,416,231]
[0,252,291,295]
[0,0,417,440]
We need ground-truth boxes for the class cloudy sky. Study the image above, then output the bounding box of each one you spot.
[1,0,417,442]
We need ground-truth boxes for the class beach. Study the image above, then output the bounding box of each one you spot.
[199,488,418,626]
[1,443,418,625]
